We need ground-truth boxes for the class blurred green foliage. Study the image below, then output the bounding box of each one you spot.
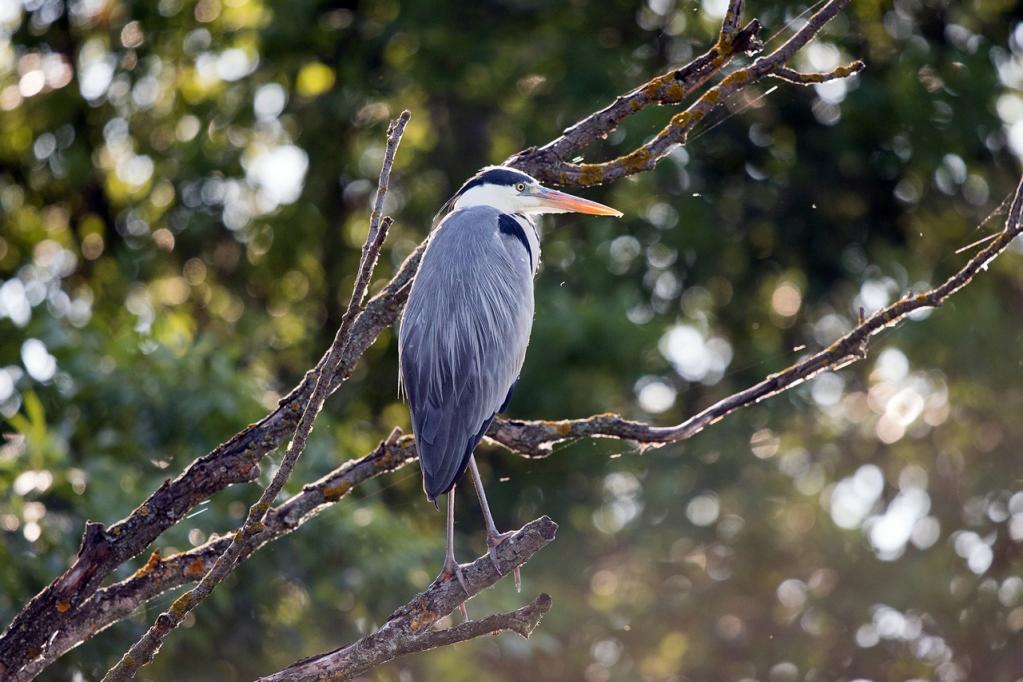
[3,0,1023,680]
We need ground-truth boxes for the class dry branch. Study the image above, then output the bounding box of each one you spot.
[11,435,421,682]
[101,112,411,682]
[373,593,551,658]
[512,0,855,187]
[486,177,1023,457]
[771,61,865,85]
[258,518,558,682]
[0,242,421,680]
[1,2,866,678]
[506,2,762,182]
[719,0,746,43]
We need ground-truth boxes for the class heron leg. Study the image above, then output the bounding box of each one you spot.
[439,487,470,620]
[468,456,521,593]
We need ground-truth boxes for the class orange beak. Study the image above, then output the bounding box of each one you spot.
[534,186,623,217]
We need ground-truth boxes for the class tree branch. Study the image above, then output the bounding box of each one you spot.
[262,594,552,682]
[513,0,853,187]
[1,3,861,678]
[488,174,1023,456]
[372,593,551,657]
[11,433,421,682]
[719,0,746,45]
[0,220,421,682]
[101,111,411,682]
[258,517,558,682]
[771,61,865,85]
[505,3,762,182]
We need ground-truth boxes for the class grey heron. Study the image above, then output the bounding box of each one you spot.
[398,166,622,604]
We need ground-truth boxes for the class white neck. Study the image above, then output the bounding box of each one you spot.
[452,184,520,213]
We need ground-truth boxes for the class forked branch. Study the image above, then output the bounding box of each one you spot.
[507,1,763,181]
[259,518,558,682]
[510,0,857,187]
[101,112,411,682]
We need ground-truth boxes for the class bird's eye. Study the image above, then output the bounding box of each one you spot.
[515,183,526,192]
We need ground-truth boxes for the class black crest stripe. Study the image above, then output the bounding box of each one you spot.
[459,168,533,194]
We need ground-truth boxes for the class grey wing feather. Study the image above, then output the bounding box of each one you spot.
[399,207,535,500]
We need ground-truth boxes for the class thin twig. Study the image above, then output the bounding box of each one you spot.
[719,0,745,44]
[258,518,558,682]
[771,61,865,85]
[100,111,411,682]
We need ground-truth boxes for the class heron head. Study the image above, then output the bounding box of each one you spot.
[444,166,623,219]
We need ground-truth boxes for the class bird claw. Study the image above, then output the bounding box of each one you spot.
[440,557,471,620]
[486,530,521,593]
[440,557,470,595]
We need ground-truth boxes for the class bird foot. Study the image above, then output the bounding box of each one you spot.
[439,556,470,620]
[486,530,521,593]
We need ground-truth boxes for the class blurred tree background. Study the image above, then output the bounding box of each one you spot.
[3,0,1023,679]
